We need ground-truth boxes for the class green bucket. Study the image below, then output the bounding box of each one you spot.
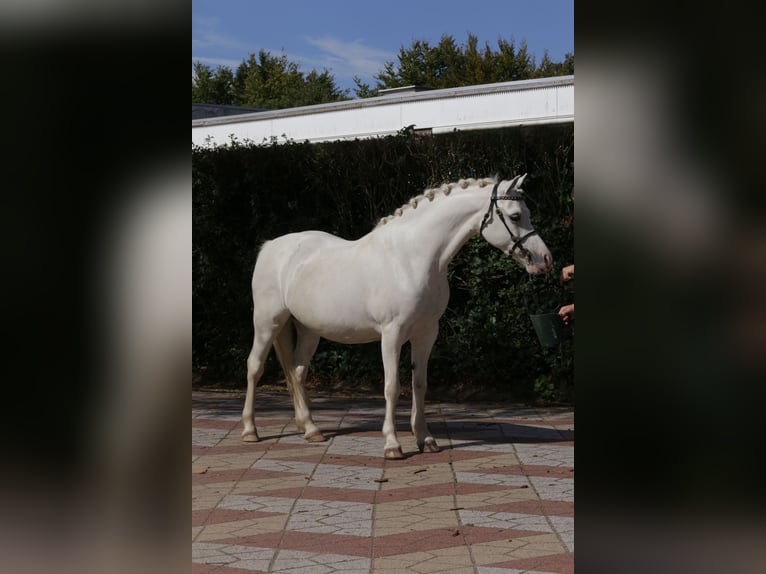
[529,312,566,348]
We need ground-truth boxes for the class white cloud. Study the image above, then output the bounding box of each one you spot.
[192,14,248,52]
[302,36,392,80]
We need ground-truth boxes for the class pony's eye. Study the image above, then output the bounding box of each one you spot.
[509,212,521,222]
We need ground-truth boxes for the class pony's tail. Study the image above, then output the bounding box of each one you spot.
[273,317,301,399]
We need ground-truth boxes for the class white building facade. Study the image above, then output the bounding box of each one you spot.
[192,75,574,147]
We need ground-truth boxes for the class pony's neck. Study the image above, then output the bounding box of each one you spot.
[432,193,485,271]
[377,187,487,274]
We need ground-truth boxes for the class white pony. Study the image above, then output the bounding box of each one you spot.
[242,174,552,458]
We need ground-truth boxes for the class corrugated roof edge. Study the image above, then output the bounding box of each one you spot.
[191,75,574,128]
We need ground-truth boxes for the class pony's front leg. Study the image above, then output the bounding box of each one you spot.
[410,323,440,453]
[381,328,405,459]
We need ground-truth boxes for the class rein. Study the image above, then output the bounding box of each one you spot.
[480,182,538,261]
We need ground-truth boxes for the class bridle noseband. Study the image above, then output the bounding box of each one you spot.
[479,182,538,262]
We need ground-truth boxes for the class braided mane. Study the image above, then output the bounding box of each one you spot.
[375,177,497,228]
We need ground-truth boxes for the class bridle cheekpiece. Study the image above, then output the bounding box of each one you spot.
[479,181,538,262]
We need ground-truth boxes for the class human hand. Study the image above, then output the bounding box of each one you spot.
[561,264,574,283]
[558,303,574,325]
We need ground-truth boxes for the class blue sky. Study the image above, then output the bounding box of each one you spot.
[192,0,573,94]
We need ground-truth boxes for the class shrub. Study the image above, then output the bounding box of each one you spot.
[193,124,573,402]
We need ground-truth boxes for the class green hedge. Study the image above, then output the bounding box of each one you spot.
[193,124,574,401]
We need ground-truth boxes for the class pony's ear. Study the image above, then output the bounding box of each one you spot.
[505,173,527,192]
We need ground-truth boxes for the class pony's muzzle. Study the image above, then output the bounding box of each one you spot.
[523,248,553,275]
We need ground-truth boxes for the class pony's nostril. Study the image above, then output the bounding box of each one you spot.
[544,253,551,265]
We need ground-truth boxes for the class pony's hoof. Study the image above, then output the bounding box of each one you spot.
[305,431,326,442]
[384,447,405,460]
[242,432,260,443]
[418,439,440,453]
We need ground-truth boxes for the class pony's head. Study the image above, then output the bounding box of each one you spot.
[479,174,552,274]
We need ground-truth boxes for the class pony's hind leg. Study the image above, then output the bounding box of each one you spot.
[242,309,288,442]
[274,320,324,442]
[410,322,440,453]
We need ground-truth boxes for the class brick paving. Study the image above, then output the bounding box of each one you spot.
[192,390,574,574]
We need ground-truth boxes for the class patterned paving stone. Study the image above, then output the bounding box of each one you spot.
[193,427,230,447]
[449,440,519,454]
[454,487,540,510]
[191,391,574,573]
[450,453,520,472]
[373,495,460,536]
[232,476,315,495]
[223,531,372,558]
[218,495,298,514]
[476,464,574,480]
[327,435,390,457]
[286,498,373,536]
[548,516,575,552]
[470,534,567,566]
[371,545,474,573]
[260,486,377,504]
[310,463,383,490]
[376,481,512,504]
[479,548,574,573]
[458,509,556,533]
[514,444,574,467]
[271,552,371,574]
[195,514,290,542]
[195,452,262,473]
[192,542,275,571]
[528,476,575,502]
[251,458,318,475]
[476,499,574,517]
[454,471,531,487]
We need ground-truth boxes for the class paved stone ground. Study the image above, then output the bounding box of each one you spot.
[192,390,574,574]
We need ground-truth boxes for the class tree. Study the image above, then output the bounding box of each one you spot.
[302,69,347,106]
[191,62,235,105]
[236,50,303,109]
[352,75,376,99]
[354,33,574,98]
[192,50,349,109]
[193,36,574,106]
[535,50,575,78]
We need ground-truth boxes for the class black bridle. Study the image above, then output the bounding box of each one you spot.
[479,181,538,262]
